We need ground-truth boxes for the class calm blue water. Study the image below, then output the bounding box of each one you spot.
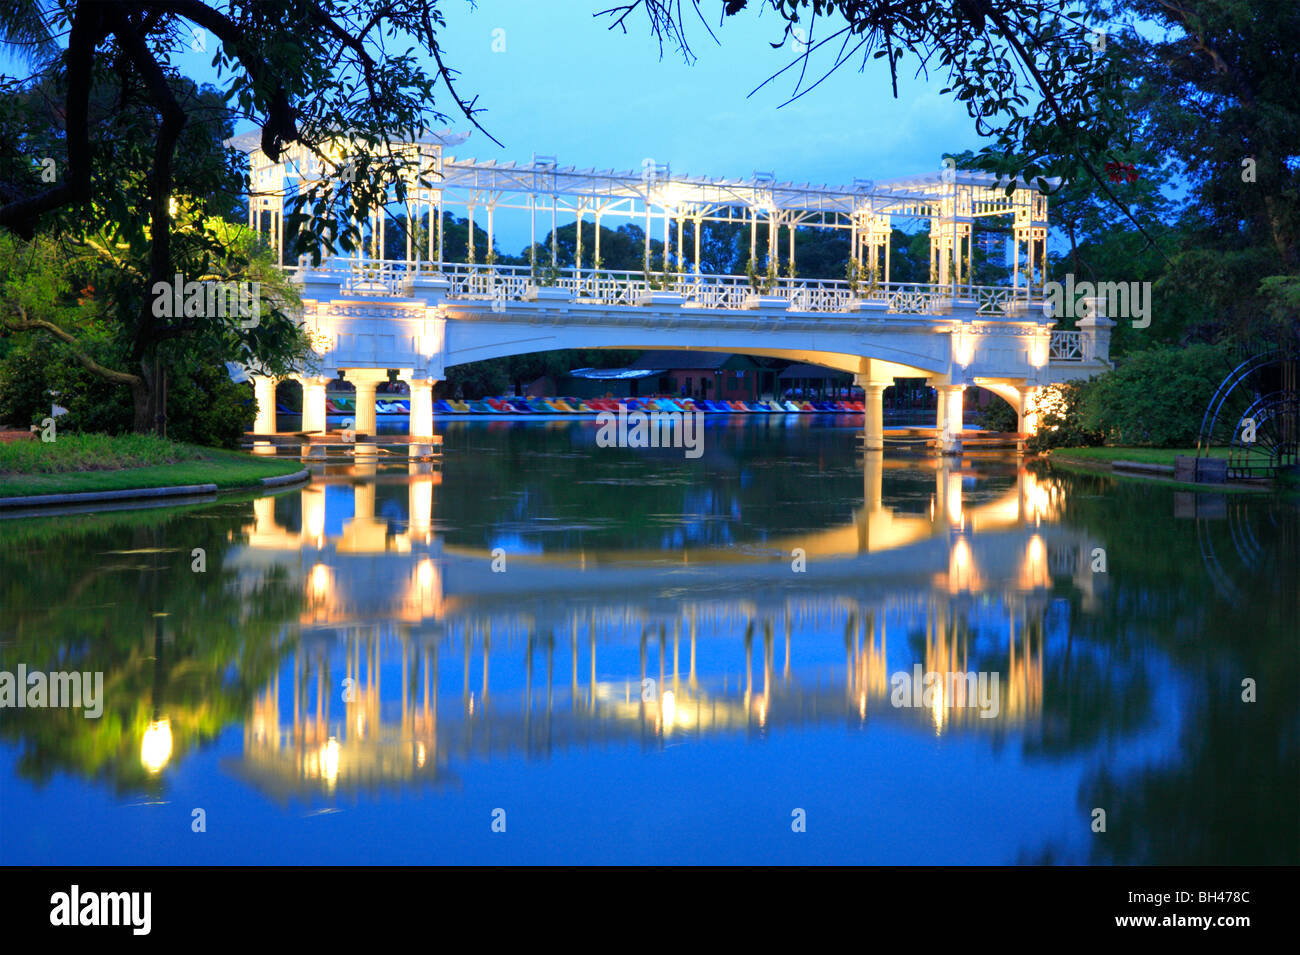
[1,419,1296,864]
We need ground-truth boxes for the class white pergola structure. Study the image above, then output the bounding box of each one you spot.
[232,130,1072,444]
[236,129,1053,298]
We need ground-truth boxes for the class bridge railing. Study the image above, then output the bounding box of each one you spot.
[1048,330,1090,363]
[293,258,1047,317]
[289,258,1105,366]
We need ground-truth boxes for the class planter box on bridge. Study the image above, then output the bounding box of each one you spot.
[524,287,572,303]
[635,291,687,307]
[741,295,789,311]
[844,300,891,317]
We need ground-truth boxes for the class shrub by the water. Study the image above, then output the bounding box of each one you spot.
[0,341,254,449]
[1026,380,1105,452]
[1079,343,1227,447]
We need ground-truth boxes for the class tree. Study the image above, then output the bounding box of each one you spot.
[1126,0,1299,270]
[0,1,490,433]
[604,2,1297,353]
[602,1,1155,240]
[0,204,307,436]
[1080,342,1229,446]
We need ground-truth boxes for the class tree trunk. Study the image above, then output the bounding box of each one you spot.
[131,377,154,434]
[131,358,164,435]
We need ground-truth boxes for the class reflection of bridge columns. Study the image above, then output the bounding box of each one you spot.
[935,459,963,529]
[863,451,883,512]
[295,375,330,434]
[339,448,388,551]
[341,369,390,437]
[935,384,965,453]
[252,375,278,434]
[408,452,435,540]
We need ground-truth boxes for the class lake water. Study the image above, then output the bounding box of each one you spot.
[2,418,1296,864]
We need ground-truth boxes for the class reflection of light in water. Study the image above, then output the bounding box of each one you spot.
[141,719,173,773]
[931,679,945,733]
[1020,534,1049,589]
[304,489,326,543]
[757,696,767,727]
[661,690,676,731]
[416,742,426,768]
[309,563,332,602]
[948,537,979,592]
[410,479,433,535]
[946,474,963,526]
[417,558,435,590]
[320,737,339,786]
[1023,473,1055,524]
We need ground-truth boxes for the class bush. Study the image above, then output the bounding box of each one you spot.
[0,339,254,448]
[0,335,132,432]
[0,338,59,428]
[1079,343,1227,447]
[1026,379,1105,452]
[164,356,255,449]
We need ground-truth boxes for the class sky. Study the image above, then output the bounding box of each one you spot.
[0,2,1049,254]
[163,0,990,247]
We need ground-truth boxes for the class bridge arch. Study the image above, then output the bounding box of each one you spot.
[972,380,1036,434]
[440,327,947,380]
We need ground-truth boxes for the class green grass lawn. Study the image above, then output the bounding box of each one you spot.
[1046,445,1278,493]
[1049,446,1231,465]
[0,434,303,497]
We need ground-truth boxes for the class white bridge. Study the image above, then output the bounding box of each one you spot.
[233,130,1114,448]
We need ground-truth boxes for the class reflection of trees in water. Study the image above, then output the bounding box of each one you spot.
[0,504,301,793]
[433,421,874,551]
[1025,467,1299,864]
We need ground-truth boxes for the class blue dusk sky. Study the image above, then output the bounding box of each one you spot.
[186,2,987,191]
[7,2,1149,252]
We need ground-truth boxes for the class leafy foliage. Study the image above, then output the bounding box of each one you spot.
[1027,381,1104,451]
[1079,343,1229,447]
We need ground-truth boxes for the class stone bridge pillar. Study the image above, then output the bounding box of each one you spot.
[1016,385,1040,437]
[860,381,891,451]
[857,359,894,453]
[341,369,390,437]
[251,375,277,435]
[935,384,965,454]
[295,375,330,434]
[399,372,439,440]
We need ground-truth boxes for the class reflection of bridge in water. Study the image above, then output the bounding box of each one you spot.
[225,459,1099,799]
[234,592,1048,800]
